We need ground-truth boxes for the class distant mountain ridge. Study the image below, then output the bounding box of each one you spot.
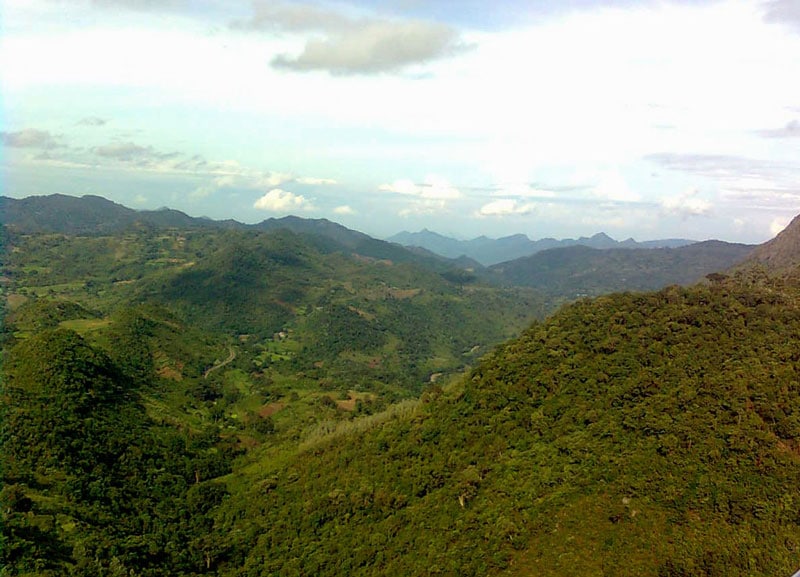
[488,241,755,297]
[388,228,696,266]
[0,194,461,273]
[0,194,753,298]
[0,194,212,234]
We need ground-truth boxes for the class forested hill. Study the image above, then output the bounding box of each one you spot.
[0,194,466,273]
[488,240,754,297]
[218,271,800,576]
[1,225,544,397]
[0,223,545,575]
[0,193,205,234]
[2,193,798,576]
[5,256,800,575]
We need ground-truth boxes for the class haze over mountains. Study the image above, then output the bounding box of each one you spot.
[0,194,758,300]
[388,228,697,266]
[488,241,755,297]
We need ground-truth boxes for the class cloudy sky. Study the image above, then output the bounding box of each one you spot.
[2,0,799,243]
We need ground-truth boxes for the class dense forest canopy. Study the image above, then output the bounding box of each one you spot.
[2,198,799,576]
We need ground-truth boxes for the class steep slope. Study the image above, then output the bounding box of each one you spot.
[1,327,236,575]
[741,213,800,272]
[489,240,754,297]
[217,276,800,576]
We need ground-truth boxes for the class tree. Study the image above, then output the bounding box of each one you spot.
[2,328,128,475]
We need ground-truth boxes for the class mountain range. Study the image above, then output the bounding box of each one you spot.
[387,228,696,266]
[488,240,755,297]
[3,191,800,575]
[0,194,461,273]
[0,194,696,269]
[1,194,752,296]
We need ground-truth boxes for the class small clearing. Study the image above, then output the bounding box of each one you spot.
[259,402,285,418]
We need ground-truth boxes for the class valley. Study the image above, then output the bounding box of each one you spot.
[2,194,798,576]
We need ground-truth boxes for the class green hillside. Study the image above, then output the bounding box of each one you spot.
[2,226,544,396]
[213,273,800,577]
[8,267,796,576]
[488,241,754,298]
[2,198,799,576]
[0,216,549,576]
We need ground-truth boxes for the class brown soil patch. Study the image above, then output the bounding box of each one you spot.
[157,366,183,381]
[5,294,28,310]
[348,305,376,320]
[237,436,259,450]
[777,439,800,457]
[337,397,357,411]
[259,402,285,418]
[353,254,393,266]
[387,288,420,299]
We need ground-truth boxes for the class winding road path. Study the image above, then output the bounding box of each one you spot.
[204,346,236,379]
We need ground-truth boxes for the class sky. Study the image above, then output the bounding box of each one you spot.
[1,0,799,243]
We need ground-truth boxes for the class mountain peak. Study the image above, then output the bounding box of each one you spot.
[743,213,800,271]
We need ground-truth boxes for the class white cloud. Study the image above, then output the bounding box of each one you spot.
[580,215,628,229]
[333,205,355,215]
[475,199,535,217]
[191,176,237,198]
[591,170,641,203]
[253,188,314,211]
[399,199,447,216]
[190,184,215,199]
[381,175,461,217]
[297,176,337,185]
[1,128,59,149]
[77,116,108,127]
[4,0,800,244]
[758,119,800,138]
[379,179,417,195]
[650,153,800,213]
[492,184,556,199]
[254,172,291,187]
[272,20,465,75]
[236,2,467,75]
[660,189,713,218]
[379,176,461,200]
[763,0,800,32]
[94,141,177,163]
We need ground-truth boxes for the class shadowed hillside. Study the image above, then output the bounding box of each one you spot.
[488,240,754,297]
